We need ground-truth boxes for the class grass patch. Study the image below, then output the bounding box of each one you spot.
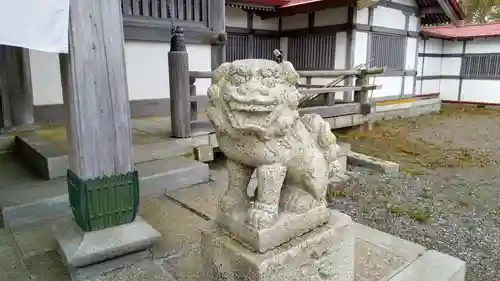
[336,110,492,170]
[387,204,432,223]
[329,190,347,198]
[401,167,426,175]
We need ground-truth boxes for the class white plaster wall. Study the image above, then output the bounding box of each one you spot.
[372,76,403,98]
[29,41,212,106]
[356,8,369,25]
[423,57,442,76]
[354,31,368,67]
[403,76,414,95]
[425,38,443,53]
[466,38,500,53]
[405,37,417,70]
[372,6,406,30]
[29,50,64,105]
[225,6,247,28]
[421,79,440,94]
[253,16,279,30]
[443,40,463,54]
[408,16,419,32]
[335,32,347,69]
[281,13,308,30]
[461,80,500,103]
[314,7,348,26]
[439,79,460,101]
[440,57,461,76]
[417,57,423,76]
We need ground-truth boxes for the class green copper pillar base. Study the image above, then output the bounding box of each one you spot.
[67,169,139,232]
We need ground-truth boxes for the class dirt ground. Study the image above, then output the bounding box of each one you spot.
[330,106,500,281]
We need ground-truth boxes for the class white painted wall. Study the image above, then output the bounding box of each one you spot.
[418,38,443,96]
[225,6,247,28]
[372,7,406,30]
[355,5,420,99]
[29,41,212,106]
[419,36,500,104]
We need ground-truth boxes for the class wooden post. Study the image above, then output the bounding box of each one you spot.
[168,27,191,138]
[353,75,368,104]
[0,46,33,126]
[60,0,137,230]
[210,0,226,69]
[0,46,12,128]
[189,76,198,121]
[354,74,372,132]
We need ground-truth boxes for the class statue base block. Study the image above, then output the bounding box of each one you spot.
[216,204,330,253]
[202,211,355,281]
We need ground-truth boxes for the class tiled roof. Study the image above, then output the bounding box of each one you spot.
[241,0,465,24]
[279,0,323,7]
[421,22,500,39]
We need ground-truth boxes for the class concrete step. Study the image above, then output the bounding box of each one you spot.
[1,157,209,231]
[14,132,215,180]
[0,135,14,153]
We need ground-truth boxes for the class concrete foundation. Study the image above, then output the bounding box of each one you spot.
[54,216,161,273]
[347,151,399,174]
[202,211,355,281]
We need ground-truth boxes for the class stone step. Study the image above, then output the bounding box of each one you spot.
[0,135,14,153]
[14,132,214,180]
[1,157,209,231]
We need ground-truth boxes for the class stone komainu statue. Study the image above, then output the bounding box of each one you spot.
[206,59,341,233]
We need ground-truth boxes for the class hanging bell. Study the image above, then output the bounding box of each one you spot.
[170,26,187,52]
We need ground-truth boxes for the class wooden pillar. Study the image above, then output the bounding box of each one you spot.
[168,28,191,138]
[0,45,33,126]
[210,0,226,69]
[0,46,12,128]
[60,0,137,231]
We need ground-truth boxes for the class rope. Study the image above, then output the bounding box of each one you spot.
[165,0,177,34]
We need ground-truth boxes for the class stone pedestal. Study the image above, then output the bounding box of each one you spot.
[202,211,355,281]
[54,216,161,277]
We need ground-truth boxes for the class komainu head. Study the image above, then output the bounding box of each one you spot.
[206,59,303,137]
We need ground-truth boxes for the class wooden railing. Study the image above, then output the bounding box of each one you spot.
[121,0,210,26]
[183,68,384,137]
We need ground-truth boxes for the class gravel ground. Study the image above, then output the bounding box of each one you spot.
[330,106,500,281]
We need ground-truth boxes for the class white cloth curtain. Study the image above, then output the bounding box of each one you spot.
[0,0,69,53]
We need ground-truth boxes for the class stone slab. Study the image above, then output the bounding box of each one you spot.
[193,145,215,162]
[347,151,399,174]
[13,216,71,258]
[3,194,71,231]
[2,157,208,230]
[54,216,161,268]
[70,250,152,281]
[137,157,210,197]
[202,211,355,281]
[0,135,14,152]
[217,203,331,253]
[349,221,427,281]
[139,197,210,259]
[0,229,30,280]
[15,133,68,180]
[388,250,466,281]
[84,260,176,281]
[24,250,70,281]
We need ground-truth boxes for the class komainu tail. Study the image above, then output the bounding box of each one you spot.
[301,114,341,179]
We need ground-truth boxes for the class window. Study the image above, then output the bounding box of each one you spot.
[461,54,500,79]
[226,34,280,62]
[370,33,405,70]
[253,36,280,61]
[226,34,249,62]
[287,34,336,70]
